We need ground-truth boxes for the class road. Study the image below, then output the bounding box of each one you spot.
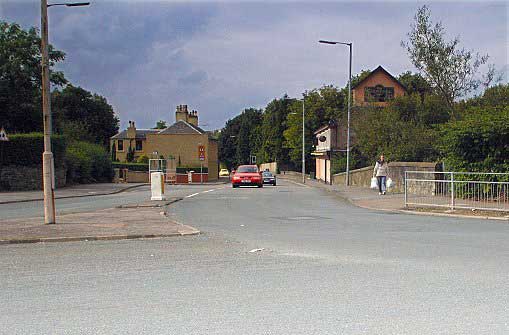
[0,184,220,220]
[1,180,508,334]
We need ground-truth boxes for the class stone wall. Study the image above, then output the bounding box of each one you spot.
[260,162,278,173]
[333,162,438,193]
[0,165,66,191]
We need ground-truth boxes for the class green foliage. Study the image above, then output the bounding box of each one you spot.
[137,154,149,164]
[153,120,167,129]
[0,21,66,133]
[259,97,293,166]
[402,6,489,110]
[0,133,66,167]
[353,106,438,163]
[112,162,148,172]
[66,141,113,183]
[284,86,345,171]
[218,108,263,169]
[397,71,432,100]
[436,106,509,172]
[52,85,119,147]
[126,147,135,162]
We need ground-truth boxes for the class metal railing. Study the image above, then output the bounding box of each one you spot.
[404,171,509,212]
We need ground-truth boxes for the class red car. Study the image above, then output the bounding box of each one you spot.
[231,165,263,188]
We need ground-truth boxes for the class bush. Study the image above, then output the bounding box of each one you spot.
[437,106,509,173]
[111,162,148,171]
[0,133,66,167]
[137,155,149,164]
[66,141,113,183]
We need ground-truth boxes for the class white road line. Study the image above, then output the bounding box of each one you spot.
[203,189,215,193]
[186,192,200,198]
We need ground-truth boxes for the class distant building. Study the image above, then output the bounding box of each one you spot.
[352,65,406,107]
[110,105,218,182]
[311,120,339,184]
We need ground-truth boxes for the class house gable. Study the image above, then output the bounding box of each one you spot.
[352,66,406,106]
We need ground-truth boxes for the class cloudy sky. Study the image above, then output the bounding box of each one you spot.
[1,0,507,130]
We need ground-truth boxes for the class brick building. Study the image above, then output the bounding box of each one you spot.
[110,105,219,182]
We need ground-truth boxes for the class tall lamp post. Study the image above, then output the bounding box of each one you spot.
[41,0,89,224]
[285,96,306,184]
[319,40,352,186]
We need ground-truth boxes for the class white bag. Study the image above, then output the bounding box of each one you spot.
[387,178,394,188]
[370,177,378,189]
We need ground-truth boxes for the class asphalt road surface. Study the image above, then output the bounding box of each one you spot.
[1,180,508,334]
[0,184,218,220]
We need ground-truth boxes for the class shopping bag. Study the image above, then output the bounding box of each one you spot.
[387,178,394,188]
[370,177,378,189]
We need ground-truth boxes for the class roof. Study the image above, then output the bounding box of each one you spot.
[351,65,407,91]
[313,120,337,135]
[111,120,208,139]
[110,129,159,139]
[158,120,206,135]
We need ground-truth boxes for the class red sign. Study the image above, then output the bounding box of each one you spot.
[198,145,206,161]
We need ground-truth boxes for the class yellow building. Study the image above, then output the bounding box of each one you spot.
[110,105,219,182]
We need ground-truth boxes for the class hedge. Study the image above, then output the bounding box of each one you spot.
[112,162,149,172]
[66,141,113,183]
[0,133,66,167]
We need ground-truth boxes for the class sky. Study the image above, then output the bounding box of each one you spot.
[1,0,508,131]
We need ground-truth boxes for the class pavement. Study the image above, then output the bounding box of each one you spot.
[0,197,198,245]
[279,173,509,222]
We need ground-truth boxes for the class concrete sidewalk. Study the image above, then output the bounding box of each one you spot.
[0,198,199,245]
[0,183,147,204]
[279,174,509,221]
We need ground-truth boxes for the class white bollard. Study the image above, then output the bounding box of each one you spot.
[150,172,166,201]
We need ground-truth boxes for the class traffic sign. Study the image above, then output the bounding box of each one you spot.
[198,145,206,161]
[0,128,8,142]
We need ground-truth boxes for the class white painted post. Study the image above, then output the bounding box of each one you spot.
[150,172,166,201]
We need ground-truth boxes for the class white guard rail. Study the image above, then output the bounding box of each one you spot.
[404,171,509,212]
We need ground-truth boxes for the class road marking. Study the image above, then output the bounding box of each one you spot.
[186,192,200,198]
[203,189,215,193]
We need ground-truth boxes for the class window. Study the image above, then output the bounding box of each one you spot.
[117,140,124,151]
[237,166,259,173]
[135,140,143,151]
[364,85,395,102]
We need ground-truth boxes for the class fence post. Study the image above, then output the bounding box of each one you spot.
[450,172,455,210]
[404,171,408,208]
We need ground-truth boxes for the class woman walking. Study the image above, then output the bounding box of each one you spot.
[373,154,389,195]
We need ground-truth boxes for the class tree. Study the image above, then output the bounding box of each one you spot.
[283,86,345,172]
[218,108,263,169]
[402,5,489,111]
[0,21,66,133]
[153,120,167,129]
[52,85,119,147]
[397,71,432,101]
[259,97,292,166]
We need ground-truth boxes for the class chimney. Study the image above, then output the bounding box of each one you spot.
[175,104,188,123]
[188,110,198,126]
[127,120,136,138]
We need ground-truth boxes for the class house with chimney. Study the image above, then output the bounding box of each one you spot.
[110,105,219,182]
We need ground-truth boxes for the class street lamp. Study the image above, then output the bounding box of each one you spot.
[319,39,352,186]
[285,96,306,184]
[41,0,89,224]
